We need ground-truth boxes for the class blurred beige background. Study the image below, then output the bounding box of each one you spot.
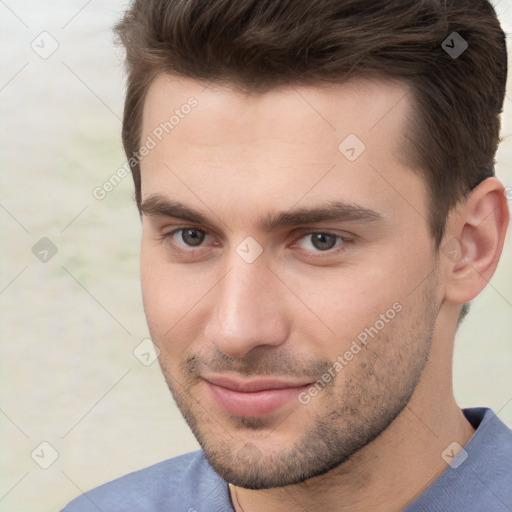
[0,1,511,511]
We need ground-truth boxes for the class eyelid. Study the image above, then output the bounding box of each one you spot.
[291,229,352,253]
[161,226,212,250]
[293,227,353,240]
[160,226,353,256]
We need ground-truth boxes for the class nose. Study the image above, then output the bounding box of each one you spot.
[204,254,290,359]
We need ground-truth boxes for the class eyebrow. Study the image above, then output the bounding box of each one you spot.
[140,194,384,231]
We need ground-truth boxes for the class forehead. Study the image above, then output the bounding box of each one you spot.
[142,73,413,146]
[139,73,426,232]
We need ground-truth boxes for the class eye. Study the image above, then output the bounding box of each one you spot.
[159,227,352,257]
[295,232,349,253]
[175,228,207,246]
[161,227,210,252]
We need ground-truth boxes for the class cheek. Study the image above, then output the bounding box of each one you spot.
[140,240,181,336]
[309,255,428,357]
[140,240,161,312]
[304,267,400,329]
[140,239,213,355]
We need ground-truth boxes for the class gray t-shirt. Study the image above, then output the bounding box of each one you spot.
[61,407,512,511]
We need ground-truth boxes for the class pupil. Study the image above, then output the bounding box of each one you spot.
[183,229,204,246]
[312,233,336,251]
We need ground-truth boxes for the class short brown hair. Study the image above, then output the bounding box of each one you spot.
[114,0,507,247]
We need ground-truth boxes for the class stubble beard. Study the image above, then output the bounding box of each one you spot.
[156,272,440,489]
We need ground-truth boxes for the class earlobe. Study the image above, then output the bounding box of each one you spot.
[443,177,510,304]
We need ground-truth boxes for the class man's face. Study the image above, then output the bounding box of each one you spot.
[139,75,443,488]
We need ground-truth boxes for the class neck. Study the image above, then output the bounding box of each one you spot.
[230,396,474,512]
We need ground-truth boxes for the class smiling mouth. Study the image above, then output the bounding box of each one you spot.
[203,374,313,417]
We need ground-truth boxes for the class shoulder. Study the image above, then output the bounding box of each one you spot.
[60,450,229,512]
[464,407,512,500]
[405,407,512,512]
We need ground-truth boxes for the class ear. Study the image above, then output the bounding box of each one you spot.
[442,177,510,304]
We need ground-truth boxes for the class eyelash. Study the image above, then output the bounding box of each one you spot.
[159,227,352,258]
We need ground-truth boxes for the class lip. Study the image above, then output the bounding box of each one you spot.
[203,375,312,417]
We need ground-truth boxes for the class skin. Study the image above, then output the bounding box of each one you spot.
[138,74,509,512]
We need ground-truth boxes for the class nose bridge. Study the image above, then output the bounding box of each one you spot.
[206,251,289,358]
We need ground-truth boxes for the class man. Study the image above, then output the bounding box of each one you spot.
[62,0,512,510]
